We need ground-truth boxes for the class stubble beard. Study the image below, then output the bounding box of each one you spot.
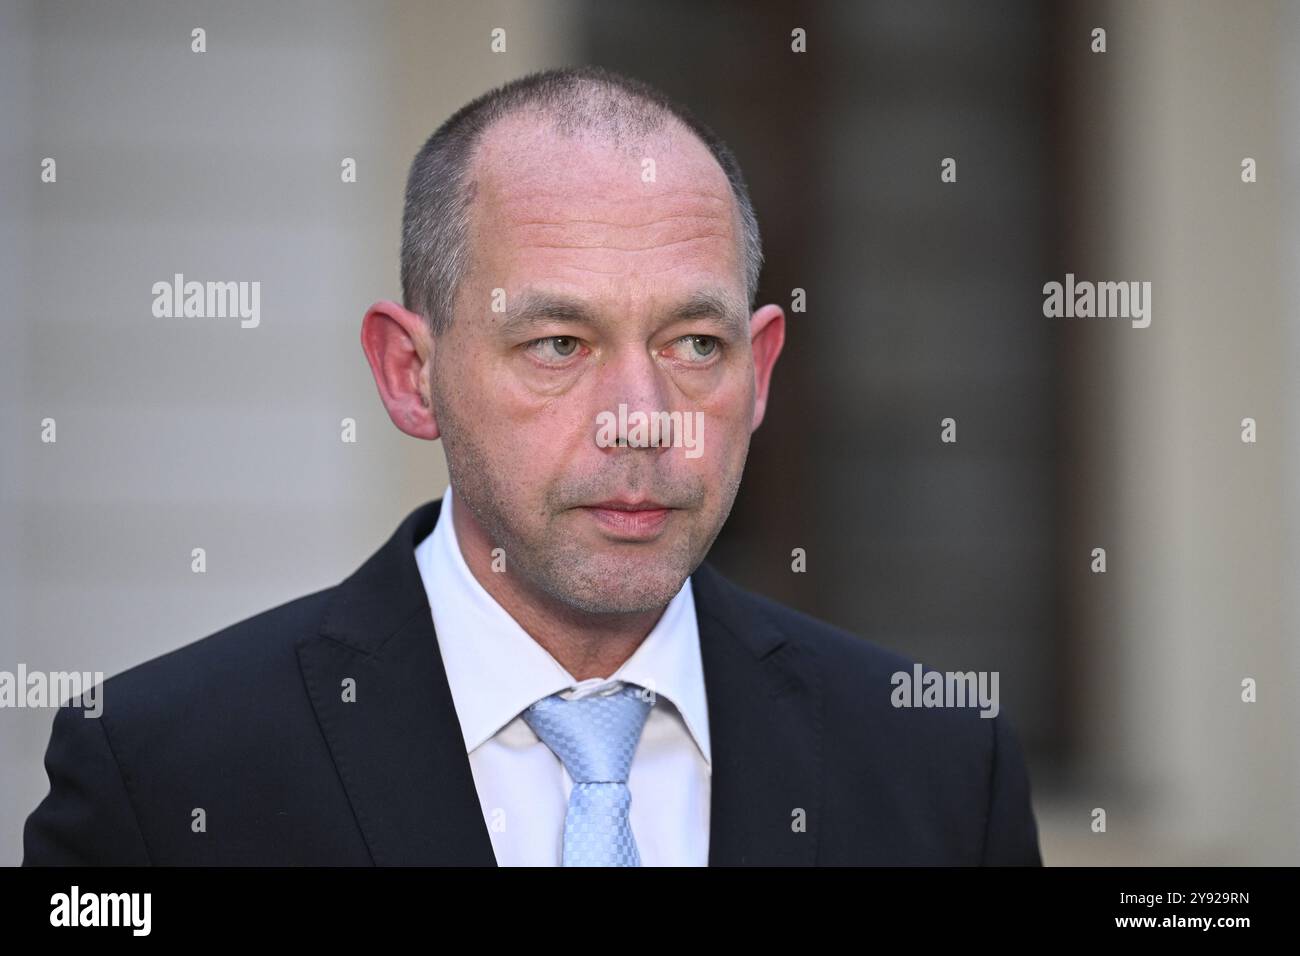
[438,412,747,617]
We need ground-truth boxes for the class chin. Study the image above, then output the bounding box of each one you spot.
[546,556,691,616]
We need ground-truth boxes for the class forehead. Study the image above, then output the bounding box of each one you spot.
[464,112,744,299]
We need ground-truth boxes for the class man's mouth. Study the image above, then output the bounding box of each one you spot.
[584,498,670,512]
[578,499,673,539]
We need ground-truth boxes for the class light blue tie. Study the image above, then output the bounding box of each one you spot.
[522,683,653,866]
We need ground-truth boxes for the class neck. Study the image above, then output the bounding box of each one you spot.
[448,492,664,681]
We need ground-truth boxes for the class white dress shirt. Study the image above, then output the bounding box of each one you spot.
[414,482,712,866]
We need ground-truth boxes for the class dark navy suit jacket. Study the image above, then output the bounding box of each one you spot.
[23,498,1043,865]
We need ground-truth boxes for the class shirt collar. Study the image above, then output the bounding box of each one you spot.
[415,483,711,768]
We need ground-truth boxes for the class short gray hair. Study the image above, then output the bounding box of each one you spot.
[400,65,763,336]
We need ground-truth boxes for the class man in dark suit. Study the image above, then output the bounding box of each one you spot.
[24,65,1041,866]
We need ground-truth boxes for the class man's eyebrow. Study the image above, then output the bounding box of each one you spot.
[497,291,598,337]
[668,288,750,339]
[497,288,750,339]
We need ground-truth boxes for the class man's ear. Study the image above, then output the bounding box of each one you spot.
[748,303,785,432]
[360,300,441,440]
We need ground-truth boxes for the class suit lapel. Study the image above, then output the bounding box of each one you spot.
[297,499,497,866]
[693,562,824,866]
[296,499,823,866]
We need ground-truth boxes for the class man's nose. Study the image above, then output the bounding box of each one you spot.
[592,347,675,451]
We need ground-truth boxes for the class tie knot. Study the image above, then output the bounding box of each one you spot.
[522,683,653,784]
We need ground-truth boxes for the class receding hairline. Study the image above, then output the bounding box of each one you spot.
[469,98,699,159]
[400,66,764,336]
[460,107,746,251]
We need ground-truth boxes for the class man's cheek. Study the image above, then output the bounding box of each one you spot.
[698,407,746,453]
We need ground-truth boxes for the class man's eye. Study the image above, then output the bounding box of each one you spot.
[670,335,721,361]
[529,336,581,361]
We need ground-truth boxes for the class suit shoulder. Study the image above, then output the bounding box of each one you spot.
[701,566,1005,745]
[95,585,335,722]
[708,570,917,678]
[700,569,1040,865]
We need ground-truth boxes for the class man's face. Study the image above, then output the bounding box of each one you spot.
[431,115,767,615]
